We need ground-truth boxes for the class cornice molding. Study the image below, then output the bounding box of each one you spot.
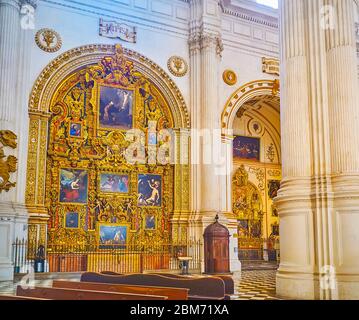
[222,6,278,28]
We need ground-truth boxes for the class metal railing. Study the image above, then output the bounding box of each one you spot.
[12,239,202,274]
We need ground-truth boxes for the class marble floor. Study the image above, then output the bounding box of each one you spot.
[0,264,284,300]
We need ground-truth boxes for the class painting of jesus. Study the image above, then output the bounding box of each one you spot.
[99,85,133,130]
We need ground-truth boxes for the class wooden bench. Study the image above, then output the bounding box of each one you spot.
[81,272,226,300]
[16,286,167,300]
[0,294,48,300]
[151,273,235,295]
[53,280,188,300]
[101,271,234,296]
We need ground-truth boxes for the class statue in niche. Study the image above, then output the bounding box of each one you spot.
[233,165,248,187]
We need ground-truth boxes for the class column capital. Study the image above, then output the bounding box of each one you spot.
[189,31,223,57]
[0,0,21,9]
[20,0,37,8]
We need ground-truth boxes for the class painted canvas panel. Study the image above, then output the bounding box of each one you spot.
[99,86,133,130]
[59,169,88,204]
[65,212,79,229]
[69,122,82,138]
[145,215,156,230]
[233,136,260,161]
[268,180,280,199]
[100,173,129,194]
[99,224,127,248]
[238,220,249,238]
[251,220,262,238]
[138,174,162,207]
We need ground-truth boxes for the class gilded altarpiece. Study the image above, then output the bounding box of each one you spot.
[42,45,178,248]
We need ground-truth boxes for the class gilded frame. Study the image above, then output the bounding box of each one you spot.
[68,121,84,139]
[63,211,80,229]
[58,167,89,205]
[137,173,163,208]
[98,171,131,195]
[97,222,130,248]
[96,83,135,132]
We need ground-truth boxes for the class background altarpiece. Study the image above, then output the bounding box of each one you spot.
[26,45,191,250]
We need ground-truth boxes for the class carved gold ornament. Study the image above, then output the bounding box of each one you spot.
[223,70,237,86]
[262,57,280,76]
[167,56,188,77]
[0,130,18,193]
[35,28,62,53]
[272,79,280,96]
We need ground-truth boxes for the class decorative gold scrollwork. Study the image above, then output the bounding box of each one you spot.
[45,45,175,246]
[0,130,18,193]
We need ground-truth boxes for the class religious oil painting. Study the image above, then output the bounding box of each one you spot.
[251,220,262,238]
[59,169,88,204]
[268,180,280,199]
[238,220,249,238]
[233,136,260,161]
[99,85,133,130]
[100,173,129,194]
[144,215,156,230]
[99,224,128,248]
[138,174,162,207]
[69,122,82,138]
[65,212,79,229]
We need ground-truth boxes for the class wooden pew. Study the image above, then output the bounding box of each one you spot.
[81,272,226,300]
[16,286,167,300]
[101,271,234,296]
[0,294,48,300]
[151,273,235,295]
[53,280,188,300]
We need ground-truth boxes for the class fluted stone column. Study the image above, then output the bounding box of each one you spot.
[325,0,359,300]
[220,134,241,273]
[277,0,359,300]
[189,0,240,272]
[0,0,37,281]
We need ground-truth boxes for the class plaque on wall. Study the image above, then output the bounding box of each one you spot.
[262,57,280,76]
[99,18,137,43]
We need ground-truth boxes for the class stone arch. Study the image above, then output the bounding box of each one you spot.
[29,44,190,129]
[221,79,280,133]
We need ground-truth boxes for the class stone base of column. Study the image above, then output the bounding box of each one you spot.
[276,271,320,300]
[227,219,241,273]
[0,201,28,282]
[336,275,359,300]
[277,271,359,300]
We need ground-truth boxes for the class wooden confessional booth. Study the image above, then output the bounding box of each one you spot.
[204,215,231,274]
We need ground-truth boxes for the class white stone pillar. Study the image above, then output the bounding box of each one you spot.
[276,0,316,299]
[189,0,230,272]
[220,134,241,273]
[277,0,359,300]
[0,0,36,281]
[325,0,359,300]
